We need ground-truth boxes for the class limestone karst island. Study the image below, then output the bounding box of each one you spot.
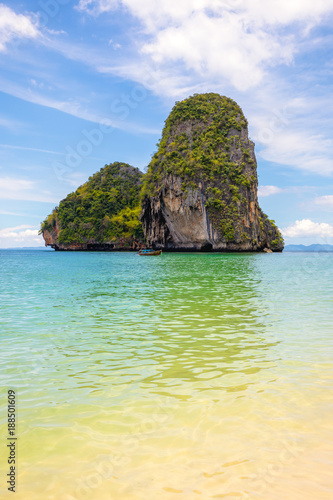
[40,93,284,252]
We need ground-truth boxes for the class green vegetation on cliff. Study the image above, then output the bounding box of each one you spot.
[142,93,283,246]
[142,93,249,196]
[40,94,283,251]
[40,162,144,245]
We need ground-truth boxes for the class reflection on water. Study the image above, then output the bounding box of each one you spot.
[0,251,332,499]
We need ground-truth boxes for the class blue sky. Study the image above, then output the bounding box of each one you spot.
[1,0,333,247]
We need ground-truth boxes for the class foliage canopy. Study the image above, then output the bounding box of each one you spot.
[40,162,144,245]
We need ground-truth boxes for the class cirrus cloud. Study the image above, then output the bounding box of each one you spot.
[256,130,333,176]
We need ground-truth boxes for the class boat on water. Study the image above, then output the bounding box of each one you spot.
[138,249,162,256]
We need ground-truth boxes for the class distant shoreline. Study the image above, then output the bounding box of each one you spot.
[284,244,333,253]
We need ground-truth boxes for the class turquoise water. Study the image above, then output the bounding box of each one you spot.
[0,250,332,499]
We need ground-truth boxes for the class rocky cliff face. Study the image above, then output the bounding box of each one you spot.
[42,223,142,251]
[41,162,144,251]
[41,95,284,253]
[140,93,284,252]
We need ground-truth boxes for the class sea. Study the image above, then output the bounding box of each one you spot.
[0,250,332,500]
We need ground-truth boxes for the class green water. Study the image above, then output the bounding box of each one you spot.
[0,250,332,499]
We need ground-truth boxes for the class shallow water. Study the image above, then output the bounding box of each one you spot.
[0,250,332,499]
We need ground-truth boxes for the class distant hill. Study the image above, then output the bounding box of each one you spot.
[284,244,333,252]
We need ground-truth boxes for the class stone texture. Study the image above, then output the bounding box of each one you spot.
[140,94,284,252]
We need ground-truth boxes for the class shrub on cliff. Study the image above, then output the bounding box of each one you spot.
[141,93,284,251]
[40,162,144,246]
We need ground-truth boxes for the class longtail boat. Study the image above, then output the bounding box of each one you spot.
[138,249,162,256]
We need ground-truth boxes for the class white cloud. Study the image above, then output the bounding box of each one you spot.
[0,225,43,248]
[0,176,34,191]
[77,0,333,28]
[256,130,333,176]
[0,4,39,52]
[282,219,333,239]
[0,176,58,202]
[141,12,292,91]
[258,185,283,197]
[314,195,333,210]
[242,0,333,26]
[77,0,333,91]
